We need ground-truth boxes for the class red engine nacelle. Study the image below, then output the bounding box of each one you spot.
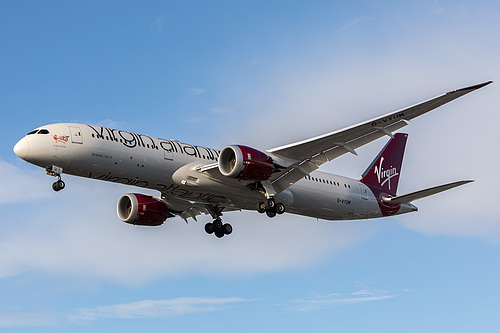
[218,145,275,181]
[117,193,170,226]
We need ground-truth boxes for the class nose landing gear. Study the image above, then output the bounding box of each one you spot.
[52,178,65,192]
[46,166,65,192]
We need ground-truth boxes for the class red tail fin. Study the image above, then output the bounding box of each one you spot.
[360,133,408,196]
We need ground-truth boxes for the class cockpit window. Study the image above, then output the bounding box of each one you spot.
[26,129,50,135]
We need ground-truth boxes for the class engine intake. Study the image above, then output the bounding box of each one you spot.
[218,145,274,181]
[117,193,170,226]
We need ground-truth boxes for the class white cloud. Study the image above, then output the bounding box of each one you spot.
[0,160,51,204]
[0,175,377,283]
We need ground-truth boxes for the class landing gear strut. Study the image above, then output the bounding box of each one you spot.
[257,197,286,218]
[205,206,233,238]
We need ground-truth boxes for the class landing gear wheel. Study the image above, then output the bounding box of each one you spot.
[205,222,214,234]
[266,209,277,218]
[223,223,233,235]
[213,218,223,230]
[276,202,285,215]
[52,179,65,192]
[206,205,233,238]
[266,198,276,210]
[257,202,266,213]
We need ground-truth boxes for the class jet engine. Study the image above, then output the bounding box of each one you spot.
[218,145,275,181]
[117,193,171,226]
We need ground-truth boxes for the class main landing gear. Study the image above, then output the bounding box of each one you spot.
[205,205,233,238]
[204,198,285,239]
[204,219,233,238]
[257,198,285,218]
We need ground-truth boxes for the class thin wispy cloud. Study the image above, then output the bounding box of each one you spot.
[289,289,400,312]
[69,297,252,322]
[96,119,128,129]
[337,16,371,32]
[0,312,61,328]
[210,107,233,114]
[151,15,166,34]
[187,88,207,95]
[0,297,254,327]
[184,117,204,122]
[430,6,446,15]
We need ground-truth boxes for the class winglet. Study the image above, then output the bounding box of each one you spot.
[452,81,493,93]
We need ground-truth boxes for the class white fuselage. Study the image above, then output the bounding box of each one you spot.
[14,123,416,221]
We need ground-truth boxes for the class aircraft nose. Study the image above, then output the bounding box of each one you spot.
[13,137,29,160]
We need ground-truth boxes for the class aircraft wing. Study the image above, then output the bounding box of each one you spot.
[267,81,492,193]
[161,192,238,223]
[382,180,473,204]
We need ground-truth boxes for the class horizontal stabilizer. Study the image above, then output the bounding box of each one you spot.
[383,180,473,204]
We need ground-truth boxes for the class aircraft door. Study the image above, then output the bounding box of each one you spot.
[69,126,83,144]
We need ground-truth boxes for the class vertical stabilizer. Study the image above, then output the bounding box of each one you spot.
[360,133,408,196]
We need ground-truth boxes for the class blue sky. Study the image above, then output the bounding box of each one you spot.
[1,1,500,332]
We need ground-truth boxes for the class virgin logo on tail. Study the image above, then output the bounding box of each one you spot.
[374,157,399,191]
[361,133,406,195]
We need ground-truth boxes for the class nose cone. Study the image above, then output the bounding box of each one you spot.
[14,138,29,160]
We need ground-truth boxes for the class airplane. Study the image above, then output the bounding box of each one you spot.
[13,81,492,238]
